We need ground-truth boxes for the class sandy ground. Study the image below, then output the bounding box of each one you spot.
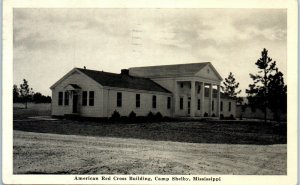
[13,130,286,175]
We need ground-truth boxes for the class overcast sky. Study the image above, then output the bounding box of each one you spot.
[13,9,287,96]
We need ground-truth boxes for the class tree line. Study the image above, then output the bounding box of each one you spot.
[13,79,51,108]
[222,48,287,123]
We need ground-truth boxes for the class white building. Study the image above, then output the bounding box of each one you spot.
[50,62,236,118]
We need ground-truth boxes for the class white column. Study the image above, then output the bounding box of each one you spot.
[173,80,178,117]
[217,85,221,117]
[190,81,196,117]
[201,82,205,116]
[209,84,213,116]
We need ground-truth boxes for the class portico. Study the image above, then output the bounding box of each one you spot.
[128,62,236,118]
[173,80,221,117]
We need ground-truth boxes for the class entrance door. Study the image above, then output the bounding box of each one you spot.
[188,98,191,115]
[73,94,78,113]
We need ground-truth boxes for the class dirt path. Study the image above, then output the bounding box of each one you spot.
[13,131,286,175]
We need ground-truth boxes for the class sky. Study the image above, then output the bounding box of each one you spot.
[13,9,287,96]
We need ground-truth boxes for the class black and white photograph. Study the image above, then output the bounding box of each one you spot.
[3,0,298,184]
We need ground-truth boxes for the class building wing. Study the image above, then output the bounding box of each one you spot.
[76,68,171,93]
[129,62,218,77]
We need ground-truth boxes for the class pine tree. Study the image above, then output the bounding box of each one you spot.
[222,72,241,98]
[19,79,34,109]
[246,48,287,123]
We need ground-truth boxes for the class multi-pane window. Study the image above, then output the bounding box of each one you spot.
[117,92,122,107]
[136,94,140,108]
[229,102,232,112]
[82,91,87,106]
[167,97,171,109]
[221,101,223,111]
[58,92,63,106]
[198,99,200,110]
[152,95,156,108]
[180,97,183,110]
[212,100,214,111]
[64,91,69,106]
[89,91,94,106]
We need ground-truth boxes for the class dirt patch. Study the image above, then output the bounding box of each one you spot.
[13,131,287,175]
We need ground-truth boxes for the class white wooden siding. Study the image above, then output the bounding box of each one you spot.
[51,71,104,117]
[103,89,172,117]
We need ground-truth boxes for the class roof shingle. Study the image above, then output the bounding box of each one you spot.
[77,68,171,93]
[129,62,210,77]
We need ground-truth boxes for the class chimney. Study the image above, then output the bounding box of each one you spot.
[121,69,129,75]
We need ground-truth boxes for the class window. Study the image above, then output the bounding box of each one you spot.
[229,102,232,112]
[64,92,69,106]
[136,94,140,108]
[180,97,183,110]
[89,91,94,106]
[212,100,214,111]
[180,83,183,88]
[167,97,171,109]
[82,91,87,106]
[198,99,200,110]
[197,86,201,94]
[117,92,122,107]
[220,101,223,111]
[152,95,156,108]
[58,92,63,106]
[213,90,218,98]
[204,88,209,97]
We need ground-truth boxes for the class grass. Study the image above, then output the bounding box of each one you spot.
[13,103,51,119]
[13,103,286,145]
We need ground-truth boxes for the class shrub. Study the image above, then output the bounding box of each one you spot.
[129,111,136,119]
[211,113,216,117]
[229,114,235,120]
[220,114,224,120]
[111,110,120,120]
[147,111,155,120]
[155,112,163,120]
[204,112,208,117]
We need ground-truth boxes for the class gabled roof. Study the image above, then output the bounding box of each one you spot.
[129,62,211,77]
[76,68,171,93]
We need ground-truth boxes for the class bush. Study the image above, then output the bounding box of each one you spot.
[111,110,120,120]
[147,111,155,120]
[204,112,208,117]
[129,111,136,119]
[155,112,163,120]
[229,114,235,120]
[211,113,216,117]
[220,114,224,120]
